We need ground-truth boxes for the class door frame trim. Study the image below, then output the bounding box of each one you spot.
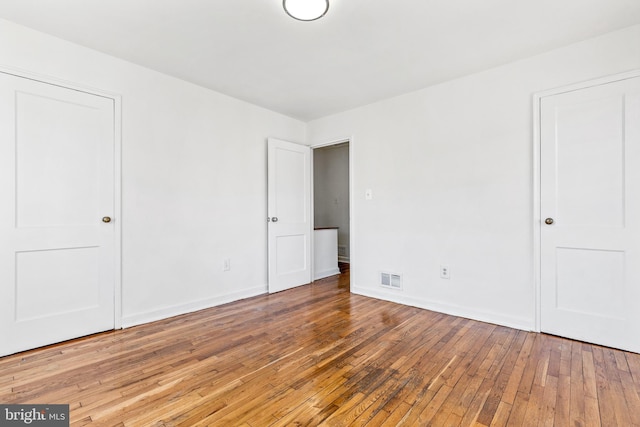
[0,65,123,330]
[310,136,353,286]
[532,69,640,333]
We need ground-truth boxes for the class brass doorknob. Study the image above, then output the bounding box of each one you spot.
[545,218,554,225]
[102,216,112,223]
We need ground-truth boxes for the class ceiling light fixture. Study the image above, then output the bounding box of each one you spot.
[283,0,329,21]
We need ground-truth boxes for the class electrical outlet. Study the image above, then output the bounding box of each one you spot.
[440,265,450,279]
[223,258,231,272]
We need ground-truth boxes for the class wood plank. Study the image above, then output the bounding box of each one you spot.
[537,374,557,427]
[601,347,633,427]
[569,341,586,426]
[489,401,513,427]
[592,345,620,427]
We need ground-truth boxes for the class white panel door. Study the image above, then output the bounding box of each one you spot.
[267,138,311,293]
[540,75,640,353]
[0,72,116,357]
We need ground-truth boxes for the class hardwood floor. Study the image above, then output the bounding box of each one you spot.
[2,270,640,426]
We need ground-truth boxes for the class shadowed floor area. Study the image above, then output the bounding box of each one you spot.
[1,269,640,426]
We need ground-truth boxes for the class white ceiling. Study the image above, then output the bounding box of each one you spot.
[1,0,639,121]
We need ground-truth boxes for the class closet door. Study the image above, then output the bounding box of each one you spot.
[0,72,116,356]
[540,75,640,353]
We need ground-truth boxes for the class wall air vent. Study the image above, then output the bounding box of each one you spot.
[380,272,402,290]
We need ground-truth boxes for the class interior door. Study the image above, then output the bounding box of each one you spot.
[0,72,116,357]
[540,75,640,353]
[267,138,311,293]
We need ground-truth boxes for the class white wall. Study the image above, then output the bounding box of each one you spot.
[313,144,350,260]
[307,25,640,330]
[0,19,306,326]
[3,16,639,334]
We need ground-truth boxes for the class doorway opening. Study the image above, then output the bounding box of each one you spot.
[312,140,351,287]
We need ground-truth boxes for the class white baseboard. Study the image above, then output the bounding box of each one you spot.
[121,285,267,328]
[338,256,350,263]
[314,267,341,281]
[350,285,534,332]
